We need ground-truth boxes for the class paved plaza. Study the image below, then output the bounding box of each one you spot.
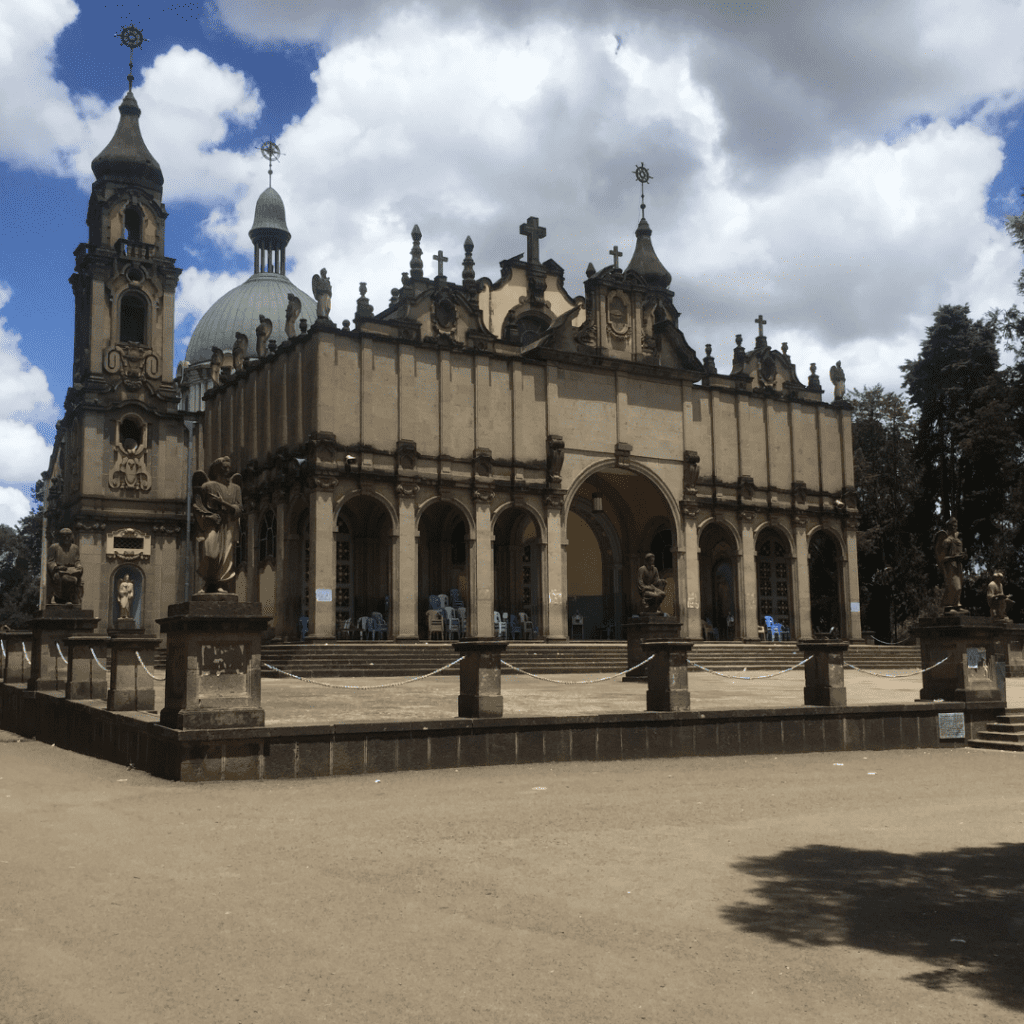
[1,728,1021,1024]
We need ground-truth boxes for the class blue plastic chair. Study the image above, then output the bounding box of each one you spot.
[508,614,522,640]
[370,611,388,640]
[763,615,789,641]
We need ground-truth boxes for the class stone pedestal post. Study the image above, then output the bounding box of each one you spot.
[643,639,694,711]
[158,594,270,729]
[2,631,32,685]
[912,615,1016,703]
[107,629,161,712]
[66,635,108,701]
[29,607,99,692]
[798,640,849,707]
[453,638,507,718]
[625,616,681,679]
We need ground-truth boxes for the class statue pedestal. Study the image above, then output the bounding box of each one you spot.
[911,615,1017,703]
[625,616,681,679]
[107,626,161,712]
[2,631,32,684]
[643,639,693,711]
[29,607,98,692]
[66,634,108,701]
[454,639,508,718]
[798,640,849,707]
[158,595,270,729]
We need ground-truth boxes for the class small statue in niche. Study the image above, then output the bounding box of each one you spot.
[638,553,666,613]
[987,571,1012,621]
[210,347,224,385]
[232,332,248,371]
[546,435,565,484]
[829,360,846,401]
[312,268,332,320]
[192,456,243,594]
[934,517,965,612]
[255,315,272,357]
[285,293,301,338]
[117,573,135,620]
[47,528,83,605]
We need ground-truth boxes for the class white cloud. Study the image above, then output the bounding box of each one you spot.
[175,266,252,335]
[0,486,30,528]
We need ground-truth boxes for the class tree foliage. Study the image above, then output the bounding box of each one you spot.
[0,480,43,627]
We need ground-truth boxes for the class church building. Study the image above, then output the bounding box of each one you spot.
[44,82,862,645]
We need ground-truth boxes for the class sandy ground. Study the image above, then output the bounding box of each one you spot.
[1,731,1021,1024]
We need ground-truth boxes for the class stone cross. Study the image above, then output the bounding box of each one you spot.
[519,216,547,265]
[433,250,448,280]
[755,314,767,337]
[609,245,622,269]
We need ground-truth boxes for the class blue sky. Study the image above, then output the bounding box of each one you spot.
[2,0,1024,525]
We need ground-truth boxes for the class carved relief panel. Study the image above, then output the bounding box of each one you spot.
[109,415,152,492]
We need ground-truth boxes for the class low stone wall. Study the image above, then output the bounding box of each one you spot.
[1,681,1003,784]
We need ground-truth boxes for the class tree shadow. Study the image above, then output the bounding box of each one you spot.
[722,844,1024,1011]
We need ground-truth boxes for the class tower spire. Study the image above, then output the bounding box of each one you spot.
[117,24,147,91]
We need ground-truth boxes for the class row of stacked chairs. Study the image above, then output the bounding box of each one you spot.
[493,611,538,640]
[426,591,467,640]
[338,612,388,640]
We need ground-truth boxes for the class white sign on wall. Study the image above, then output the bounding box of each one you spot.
[316,589,333,602]
[850,602,860,612]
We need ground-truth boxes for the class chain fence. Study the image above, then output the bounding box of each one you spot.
[261,656,465,690]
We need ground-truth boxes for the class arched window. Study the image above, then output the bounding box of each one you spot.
[258,509,277,564]
[118,416,144,451]
[119,291,146,347]
[124,205,142,242]
[510,313,548,347]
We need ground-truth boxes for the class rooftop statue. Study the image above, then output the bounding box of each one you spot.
[829,360,846,400]
[47,528,83,605]
[285,293,301,338]
[255,315,272,357]
[934,516,965,612]
[232,332,248,371]
[312,268,332,320]
[638,553,666,613]
[192,456,243,594]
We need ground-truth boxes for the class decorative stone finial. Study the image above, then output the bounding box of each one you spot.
[355,282,374,322]
[462,236,475,286]
[410,225,424,280]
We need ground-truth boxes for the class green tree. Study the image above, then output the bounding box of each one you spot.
[0,480,43,627]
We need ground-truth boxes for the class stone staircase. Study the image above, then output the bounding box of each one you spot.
[256,639,921,679]
[967,711,1024,752]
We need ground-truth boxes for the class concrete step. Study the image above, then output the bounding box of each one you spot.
[967,737,1024,752]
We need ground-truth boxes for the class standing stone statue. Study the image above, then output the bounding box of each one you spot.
[934,517,965,612]
[232,332,248,371]
[210,347,224,386]
[312,269,332,320]
[829,360,846,400]
[255,315,272,357]
[987,571,1012,621]
[117,573,135,620]
[192,456,243,593]
[285,293,301,338]
[638,553,666,613]
[47,528,83,605]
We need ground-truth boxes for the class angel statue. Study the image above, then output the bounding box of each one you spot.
[210,347,224,386]
[829,360,846,401]
[232,332,248,371]
[312,268,332,320]
[934,516,965,612]
[255,315,272,357]
[285,293,301,338]
[192,456,243,593]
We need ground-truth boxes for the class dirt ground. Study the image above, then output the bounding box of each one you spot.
[1,733,1021,1024]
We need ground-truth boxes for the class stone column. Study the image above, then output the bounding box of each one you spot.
[793,516,812,640]
[107,630,161,712]
[66,634,108,701]
[738,514,759,640]
[158,594,270,729]
[2,631,32,685]
[308,487,336,639]
[798,639,848,706]
[543,494,567,640]
[626,616,682,678]
[681,512,702,640]
[469,496,494,638]
[643,638,694,711]
[394,484,419,639]
[843,521,863,639]
[29,607,99,692]
[453,638,507,718]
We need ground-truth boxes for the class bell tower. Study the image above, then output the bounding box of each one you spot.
[46,26,187,633]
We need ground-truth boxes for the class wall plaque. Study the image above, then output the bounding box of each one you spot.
[937,712,965,740]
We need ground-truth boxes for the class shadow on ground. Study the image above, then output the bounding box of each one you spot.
[722,843,1024,1011]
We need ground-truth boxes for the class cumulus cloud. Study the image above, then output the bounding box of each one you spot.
[174,266,252,345]
[0,487,31,528]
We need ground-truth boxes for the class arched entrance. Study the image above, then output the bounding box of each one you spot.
[755,527,793,635]
[809,530,843,637]
[493,506,541,637]
[336,495,392,637]
[418,500,471,638]
[699,522,737,640]
[567,469,676,640]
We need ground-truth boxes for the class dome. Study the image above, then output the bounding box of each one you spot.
[249,186,291,246]
[91,90,164,191]
[626,216,672,289]
[185,272,317,365]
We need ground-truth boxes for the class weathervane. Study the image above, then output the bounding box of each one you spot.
[259,139,282,186]
[117,24,147,90]
[634,162,652,216]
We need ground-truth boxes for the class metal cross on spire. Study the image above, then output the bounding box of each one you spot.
[259,140,282,186]
[117,24,147,90]
[634,162,652,216]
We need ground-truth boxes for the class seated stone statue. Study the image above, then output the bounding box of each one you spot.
[987,571,1011,621]
[47,528,83,605]
[638,553,666,613]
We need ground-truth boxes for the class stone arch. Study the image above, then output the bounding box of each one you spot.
[755,525,793,635]
[699,520,738,640]
[417,499,473,637]
[335,493,393,635]
[565,458,682,539]
[808,527,844,637]
[492,503,545,637]
[118,288,148,347]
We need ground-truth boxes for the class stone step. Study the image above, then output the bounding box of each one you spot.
[967,737,1024,752]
